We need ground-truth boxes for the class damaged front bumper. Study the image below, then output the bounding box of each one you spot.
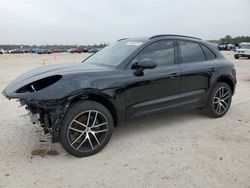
[20,99,70,143]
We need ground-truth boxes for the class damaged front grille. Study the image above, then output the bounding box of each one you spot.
[21,98,70,143]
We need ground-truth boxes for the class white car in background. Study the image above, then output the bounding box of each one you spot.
[235,43,250,59]
[0,49,4,54]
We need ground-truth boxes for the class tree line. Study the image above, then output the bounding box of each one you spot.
[208,35,250,44]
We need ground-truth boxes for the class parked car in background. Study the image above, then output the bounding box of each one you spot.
[9,49,23,54]
[37,49,52,54]
[29,48,41,53]
[88,48,102,53]
[52,49,64,53]
[0,49,4,54]
[67,48,74,53]
[22,49,29,53]
[2,35,237,157]
[234,43,250,59]
[68,47,87,53]
[218,43,235,51]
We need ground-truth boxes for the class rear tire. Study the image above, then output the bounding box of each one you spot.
[60,100,114,157]
[234,55,239,59]
[204,82,232,118]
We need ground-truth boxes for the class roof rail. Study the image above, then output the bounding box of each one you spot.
[117,38,130,42]
[149,34,201,40]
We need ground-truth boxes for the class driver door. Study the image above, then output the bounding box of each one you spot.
[125,40,181,119]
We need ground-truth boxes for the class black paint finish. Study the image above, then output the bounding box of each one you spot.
[2,35,236,142]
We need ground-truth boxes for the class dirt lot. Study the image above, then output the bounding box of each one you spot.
[0,52,250,188]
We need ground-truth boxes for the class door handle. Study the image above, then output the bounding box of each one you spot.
[169,73,179,79]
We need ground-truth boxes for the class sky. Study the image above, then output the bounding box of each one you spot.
[0,0,250,45]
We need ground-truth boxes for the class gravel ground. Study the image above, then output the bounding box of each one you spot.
[0,52,250,188]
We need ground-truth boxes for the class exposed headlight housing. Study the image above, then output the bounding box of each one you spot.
[17,75,62,93]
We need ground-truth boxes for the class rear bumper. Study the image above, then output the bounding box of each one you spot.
[235,54,250,58]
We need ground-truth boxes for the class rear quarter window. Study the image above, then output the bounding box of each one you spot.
[200,45,216,60]
[179,41,205,63]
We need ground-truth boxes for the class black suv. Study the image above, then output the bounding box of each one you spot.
[2,35,236,157]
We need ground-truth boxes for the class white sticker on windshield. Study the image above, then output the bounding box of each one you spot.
[126,41,143,46]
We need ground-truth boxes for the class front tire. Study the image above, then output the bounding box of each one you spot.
[204,82,232,118]
[60,100,114,157]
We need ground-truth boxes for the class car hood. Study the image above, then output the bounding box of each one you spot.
[3,62,112,99]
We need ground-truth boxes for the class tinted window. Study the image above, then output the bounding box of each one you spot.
[201,45,216,60]
[136,40,175,66]
[240,45,250,49]
[179,41,205,63]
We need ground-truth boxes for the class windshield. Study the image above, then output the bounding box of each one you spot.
[83,40,144,67]
[240,45,250,49]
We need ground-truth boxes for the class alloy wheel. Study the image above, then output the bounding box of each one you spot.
[213,87,231,114]
[67,110,109,152]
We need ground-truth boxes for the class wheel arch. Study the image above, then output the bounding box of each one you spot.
[68,92,118,127]
[214,75,235,93]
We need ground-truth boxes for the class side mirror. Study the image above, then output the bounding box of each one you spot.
[132,58,157,76]
[132,58,157,69]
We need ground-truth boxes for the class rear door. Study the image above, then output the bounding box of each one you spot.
[177,40,217,107]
